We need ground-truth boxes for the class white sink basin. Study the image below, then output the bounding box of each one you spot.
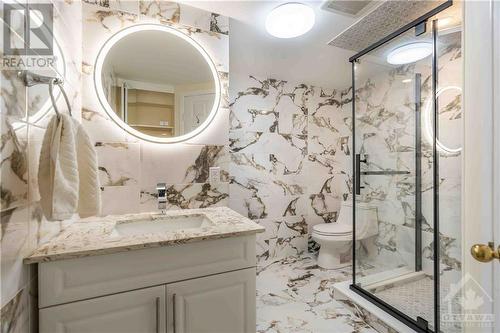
[113,214,214,236]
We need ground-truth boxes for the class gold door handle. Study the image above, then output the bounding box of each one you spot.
[471,242,500,262]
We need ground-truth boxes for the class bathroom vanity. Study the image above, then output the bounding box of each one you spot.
[25,207,264,333]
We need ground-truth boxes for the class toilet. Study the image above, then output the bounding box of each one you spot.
[312,200,378,269]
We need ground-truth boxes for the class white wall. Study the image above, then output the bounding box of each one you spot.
[229,19,353,90]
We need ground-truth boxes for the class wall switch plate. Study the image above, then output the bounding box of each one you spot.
[209,167,221,185]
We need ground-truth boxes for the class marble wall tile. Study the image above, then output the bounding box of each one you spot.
[1,1,82,328]
[1,120,28,211]
[178,4,211,31]
[256,216,308,261]
[1,206,30,307]
[95,142,140,187]
[139,0,180,22]
[101,186,141,216]
[139,182,229,212]
[80,0,231,218]
[140,144,229,186]
[210,13,228,35]
[229,74,352,261]
[0,287,30,333]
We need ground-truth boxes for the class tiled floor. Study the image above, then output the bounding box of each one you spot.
[256,255,378,333]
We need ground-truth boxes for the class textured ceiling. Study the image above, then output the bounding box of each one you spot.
[328,0,447,52]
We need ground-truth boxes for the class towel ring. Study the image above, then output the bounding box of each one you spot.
[19,71,72,119]
[48,78,72,119]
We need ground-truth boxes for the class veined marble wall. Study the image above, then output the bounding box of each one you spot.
[229,73,352,261]
[1,1,229,332]
[1,1,82,332]
[80,1,230,215]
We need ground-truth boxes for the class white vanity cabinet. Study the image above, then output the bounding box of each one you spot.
[166,269,255,333]
[38,235,257,333]
[40,285,167,333]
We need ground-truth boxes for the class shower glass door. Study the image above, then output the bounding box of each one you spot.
[352,22,437,331]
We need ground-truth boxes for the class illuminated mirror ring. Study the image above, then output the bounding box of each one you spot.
[423,85,462,155]
[94,24,221,144]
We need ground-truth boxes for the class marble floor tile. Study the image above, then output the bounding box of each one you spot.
[256,255,377,333]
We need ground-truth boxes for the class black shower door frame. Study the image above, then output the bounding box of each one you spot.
[349,1,453,332]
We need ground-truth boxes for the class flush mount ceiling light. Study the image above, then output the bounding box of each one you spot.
[386,42,433,65]
[265,3,315,38]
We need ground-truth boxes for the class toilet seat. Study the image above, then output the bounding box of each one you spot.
[312,223,352,236]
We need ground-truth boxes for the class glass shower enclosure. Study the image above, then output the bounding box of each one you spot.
[350,1,462,332]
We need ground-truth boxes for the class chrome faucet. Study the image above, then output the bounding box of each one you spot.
[156,183,167,213]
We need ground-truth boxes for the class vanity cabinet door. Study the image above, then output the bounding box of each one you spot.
[40,285,166,333]
[166,268,256,333]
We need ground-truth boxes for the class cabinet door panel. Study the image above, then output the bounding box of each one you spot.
[40,285,166,333]
[167,268,256,333]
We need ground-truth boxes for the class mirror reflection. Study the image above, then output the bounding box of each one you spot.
[100,28,216,138]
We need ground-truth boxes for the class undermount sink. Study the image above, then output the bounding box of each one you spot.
[112,214,214,237]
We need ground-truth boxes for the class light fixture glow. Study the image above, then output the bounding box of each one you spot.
[94,24,221,144]
[423,86,462,155]
[386,42,433,65]
[265,3,315,38]
[437,17,453,28]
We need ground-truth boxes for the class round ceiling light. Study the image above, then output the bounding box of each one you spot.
[265,3,315,38]
[386,42,433,65]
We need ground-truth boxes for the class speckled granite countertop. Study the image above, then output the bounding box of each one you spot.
[25,207,264,264]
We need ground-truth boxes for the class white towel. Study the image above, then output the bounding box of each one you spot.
[38,114,101,220]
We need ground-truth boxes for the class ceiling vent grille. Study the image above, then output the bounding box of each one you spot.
[321,0,373,17]
[328,0,447,52]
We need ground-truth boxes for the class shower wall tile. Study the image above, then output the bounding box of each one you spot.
[229,73,352,261]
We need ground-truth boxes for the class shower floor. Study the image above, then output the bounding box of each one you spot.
[371,275,435,324]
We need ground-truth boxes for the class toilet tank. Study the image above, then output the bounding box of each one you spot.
[337,200,379,239]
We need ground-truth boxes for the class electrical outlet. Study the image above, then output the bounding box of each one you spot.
[209,167,221,185]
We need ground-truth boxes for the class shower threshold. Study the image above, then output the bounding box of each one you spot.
[333,280,421,333]
[335,267,437,332]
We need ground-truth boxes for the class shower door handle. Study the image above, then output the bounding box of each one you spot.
[355,154,366,195]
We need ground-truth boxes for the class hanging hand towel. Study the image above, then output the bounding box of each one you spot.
[38,114,101,220]
[73,118,101,218]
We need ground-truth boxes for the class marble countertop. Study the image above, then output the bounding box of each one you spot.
[25,207,264,264]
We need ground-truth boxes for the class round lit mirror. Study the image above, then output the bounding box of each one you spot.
[94,24,220,143]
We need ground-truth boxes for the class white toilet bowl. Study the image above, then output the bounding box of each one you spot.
[312,201,378,269]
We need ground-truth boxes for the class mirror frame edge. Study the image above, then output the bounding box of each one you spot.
[93,23,222,144]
